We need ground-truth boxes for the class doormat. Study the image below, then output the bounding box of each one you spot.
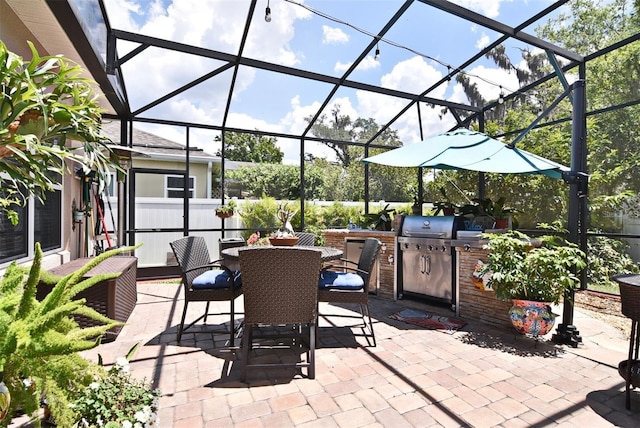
[389,309,467,333]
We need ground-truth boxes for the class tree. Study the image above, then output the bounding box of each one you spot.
[228,163,325,200]
[451,0,640,230]
[307,105,401,168]
[214,131,283,163]
[304,106,416,202]
[0,41,119,224]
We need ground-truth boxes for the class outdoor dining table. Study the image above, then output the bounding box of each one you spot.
[221,245,343,271]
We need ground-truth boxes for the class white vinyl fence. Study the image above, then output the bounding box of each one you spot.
[102,197,243,267]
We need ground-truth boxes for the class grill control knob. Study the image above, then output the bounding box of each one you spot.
[428,245,433,251]
[416,244,421,250]
[441,246,447,252]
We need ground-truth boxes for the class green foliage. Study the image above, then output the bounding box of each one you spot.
[321,202,362,229]
[214,131,283,163]
[72,346,159,428]
[228,163,325,200]
[307,105,401,168]
[237,197,280,240]
[362,204,395,231]
[0,244,140,427]
[586,235,639,292]
[479,230,587,305]
[0,41,120,224]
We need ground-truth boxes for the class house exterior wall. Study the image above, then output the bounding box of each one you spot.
[0,5,82,270]
[132,158,213,198]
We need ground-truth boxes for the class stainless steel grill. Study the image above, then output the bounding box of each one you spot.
[396,215,464,308]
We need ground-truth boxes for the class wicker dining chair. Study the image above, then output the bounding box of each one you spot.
[295,232,316,246]
[170,236,242,344]
[238,247,321,381]
[317,237,381,347]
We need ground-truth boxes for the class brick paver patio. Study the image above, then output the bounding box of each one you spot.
[13,281,639,427]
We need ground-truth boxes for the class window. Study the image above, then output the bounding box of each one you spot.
[34,190,62,251]
[0,201,28,262]
[104,172,116,197]
[166,175,195,198]
[0,188,61,263]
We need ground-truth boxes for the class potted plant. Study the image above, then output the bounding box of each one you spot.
[433,187,457,216]
[478,229,586,336]
[363,203,395,231]
[215,200,237,219]
[459,197,517,230]
[269,203,299,246]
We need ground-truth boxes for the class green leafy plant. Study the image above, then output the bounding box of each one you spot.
[72,344,159,428]
[237,196,279,240]
[0,244,140,427]
[586,234,639,293]
[362,203,395,231]
[479,230,586,305]
[433,187,457,215]
[215,199,237,217]
[0,41,120,224]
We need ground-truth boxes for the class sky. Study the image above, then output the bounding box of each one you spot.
[102,0,569,163]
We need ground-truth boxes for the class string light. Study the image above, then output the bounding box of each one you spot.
[265,0,272,22]
[498,86,505,104]
[284,0,520,95]
[374,43,380,61]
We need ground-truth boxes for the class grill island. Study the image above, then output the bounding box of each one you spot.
[396,215,464,309]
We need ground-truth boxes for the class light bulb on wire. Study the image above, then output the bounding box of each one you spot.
[498,86,505,104]
[265,0,272,22]
[374,43,380,61]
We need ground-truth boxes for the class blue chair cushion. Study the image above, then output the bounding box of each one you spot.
[318,271,364,290]
[192,269,242,289]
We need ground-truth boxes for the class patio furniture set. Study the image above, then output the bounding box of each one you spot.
[169,235,382,381]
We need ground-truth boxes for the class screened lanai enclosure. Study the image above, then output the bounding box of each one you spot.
[24,0,640,343]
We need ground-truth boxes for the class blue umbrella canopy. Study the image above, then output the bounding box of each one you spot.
[363,128,569,179]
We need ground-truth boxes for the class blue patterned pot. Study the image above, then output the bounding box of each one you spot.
[509,299,557,336]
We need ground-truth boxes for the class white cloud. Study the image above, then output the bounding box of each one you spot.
[335,55,380,73]
[476,33,490,50]
[322,25,349,44]
[451,0,512,19]
[334,61,352,73]
[449,65,519,105]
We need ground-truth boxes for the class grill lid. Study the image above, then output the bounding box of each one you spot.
[399,215,463,239]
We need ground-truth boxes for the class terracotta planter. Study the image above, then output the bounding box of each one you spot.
[508,299,557,336]
[268,236,299,246]
[494,218,509,229]
[443,207,456,216]
[215,209,234,219]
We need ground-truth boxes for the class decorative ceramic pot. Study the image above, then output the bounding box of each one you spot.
[508,299,557,336]
[0,381,10,422]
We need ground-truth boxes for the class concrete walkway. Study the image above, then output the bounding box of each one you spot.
[73,281,638,427]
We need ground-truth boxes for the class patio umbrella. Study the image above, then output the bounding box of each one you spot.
[363,128,569,179]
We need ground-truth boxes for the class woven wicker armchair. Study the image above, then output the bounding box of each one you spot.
[238,247,321,381]
[295,232,316,246]
[317,237,381,347]
[170,236,242,344]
